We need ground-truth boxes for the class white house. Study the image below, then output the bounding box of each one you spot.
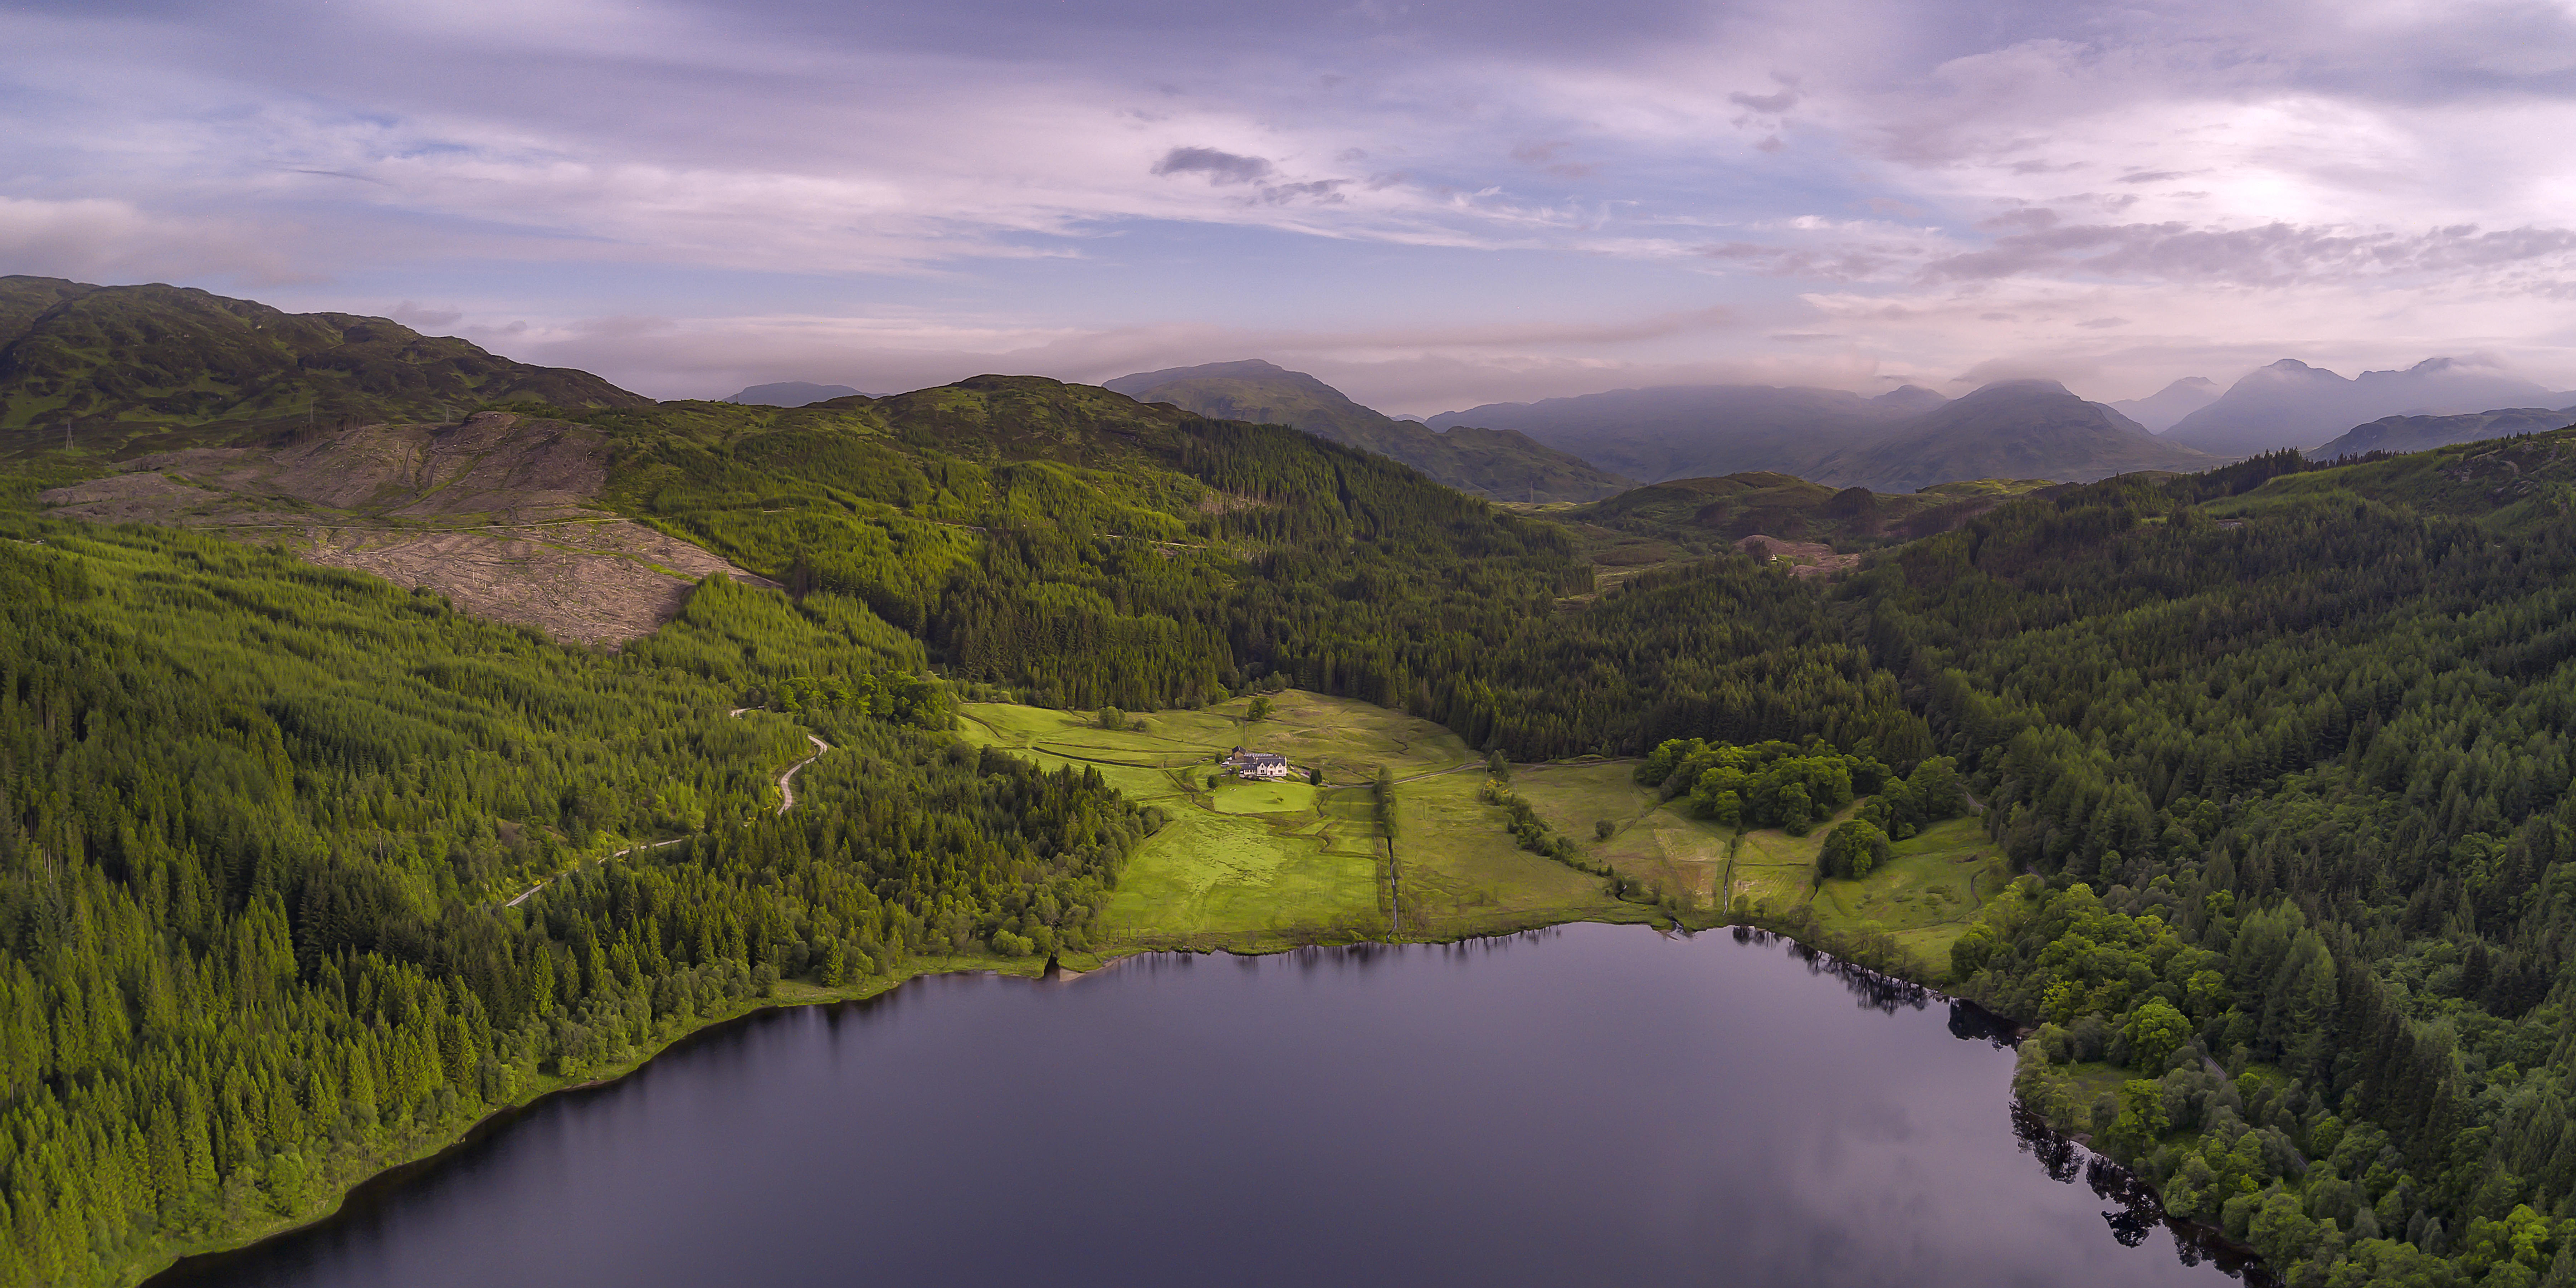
[1225,748,1292,780]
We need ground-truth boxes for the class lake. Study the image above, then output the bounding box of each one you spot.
[154,923,2244,1287]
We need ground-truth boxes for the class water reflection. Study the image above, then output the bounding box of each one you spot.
[2009,1094,2268,1283]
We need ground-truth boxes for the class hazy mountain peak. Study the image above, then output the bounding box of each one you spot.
[1802,377,2204,493]
[2169,354,2555,454]
[1101,358,1630,501]
[2111,376,2221,434]
[726,381,864,406]
[1869,384,1948,413]
[1961,377,2073,397]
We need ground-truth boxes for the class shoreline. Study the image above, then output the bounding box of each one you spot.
[137,900,2259,1288]
[130,906,1667,1286]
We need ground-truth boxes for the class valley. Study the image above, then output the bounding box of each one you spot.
[11,277,2576,1288]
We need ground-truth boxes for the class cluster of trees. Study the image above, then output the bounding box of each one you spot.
[1870,439,2576,1285]
[1477,781,1601,876]
[1636,738,1883,834]
[0,526,1146,1288]
[1818,821,1892,880]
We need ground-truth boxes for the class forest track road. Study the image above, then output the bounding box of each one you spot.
[500,709,830,907]
[776,732,831,815]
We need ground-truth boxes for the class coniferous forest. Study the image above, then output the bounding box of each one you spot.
[11,372,2576,1287]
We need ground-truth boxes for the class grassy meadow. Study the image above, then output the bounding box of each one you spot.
[963,689,2007,978]
[1512,768,2006,980]
[958,691,1644,951]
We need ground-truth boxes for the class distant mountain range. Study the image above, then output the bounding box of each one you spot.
[2161,358,2570,455]
[1102,359,1632,502]
[1426,378,2216,490]
[726,381,864,406]
[1426,384,1942,483]
[0,275,649,457]
[1809,380,2221,493]
[2309,405,2576,459]
[2109,377,2220,433]
[33,272,2569,515]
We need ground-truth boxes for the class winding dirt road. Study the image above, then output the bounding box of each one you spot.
[501,708,831,907]
[774,732,831,815]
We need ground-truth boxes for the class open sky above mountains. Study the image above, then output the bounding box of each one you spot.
[7,0,2575,413]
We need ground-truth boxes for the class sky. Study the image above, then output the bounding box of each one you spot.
[6,0,2576,415]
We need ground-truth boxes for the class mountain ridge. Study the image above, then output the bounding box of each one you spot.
[2163,357,2560,455]
[1807,380,2221,493]
[2308,405,2576,459]
[0,275,652,459]
[1103,358,1632,502]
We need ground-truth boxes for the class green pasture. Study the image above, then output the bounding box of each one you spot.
[960,692,1643,948]
[964,695,2000,970]
[1811,818,2007,966]
[1508,760,2006,975]
[1387,770,1640,937]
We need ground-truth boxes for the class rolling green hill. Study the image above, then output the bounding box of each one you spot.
[2307,405,2575,459]
[1574,471,2064,547]
[0,276,650,459]
[1103,358,1632,502]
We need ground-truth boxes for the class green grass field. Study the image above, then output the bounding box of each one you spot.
[1389,770,1643,938]
[1811,818,2007,967]
[1507,765,2007,979]
[964,693,2006,975]
[959,691,1644,950]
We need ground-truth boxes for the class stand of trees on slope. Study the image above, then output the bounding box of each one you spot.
[0,527,1146,1288]
[561,380,1931,763]
[1875,442,2576,1285]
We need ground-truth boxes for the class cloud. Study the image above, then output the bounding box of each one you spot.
[385,301,464,331]
[1916,219,2576,287]
[10,0,2576,405]
[1151,147,1276,185]
[0,196,309,283]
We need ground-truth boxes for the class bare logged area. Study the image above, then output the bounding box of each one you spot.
[37,411,771,644]
[1734,533,1862,578]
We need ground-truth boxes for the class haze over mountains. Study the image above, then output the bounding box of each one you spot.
[1810,380,2221,493]
[2160,357,2571,455]
[2109,377,2220,433]
[1426,378,2216,489]
[1426,385,1937,483]
[1103,359,1632,502]
[16,275,2573,514]
[726,380,864,406]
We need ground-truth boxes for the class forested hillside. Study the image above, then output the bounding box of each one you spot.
[1869,431,2576,1284]
[549,377,1913,759]
[0,277,650,460]
[0,525,1142,1287]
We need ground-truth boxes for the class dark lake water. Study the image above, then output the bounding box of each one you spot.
[157,923,2242,1288]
